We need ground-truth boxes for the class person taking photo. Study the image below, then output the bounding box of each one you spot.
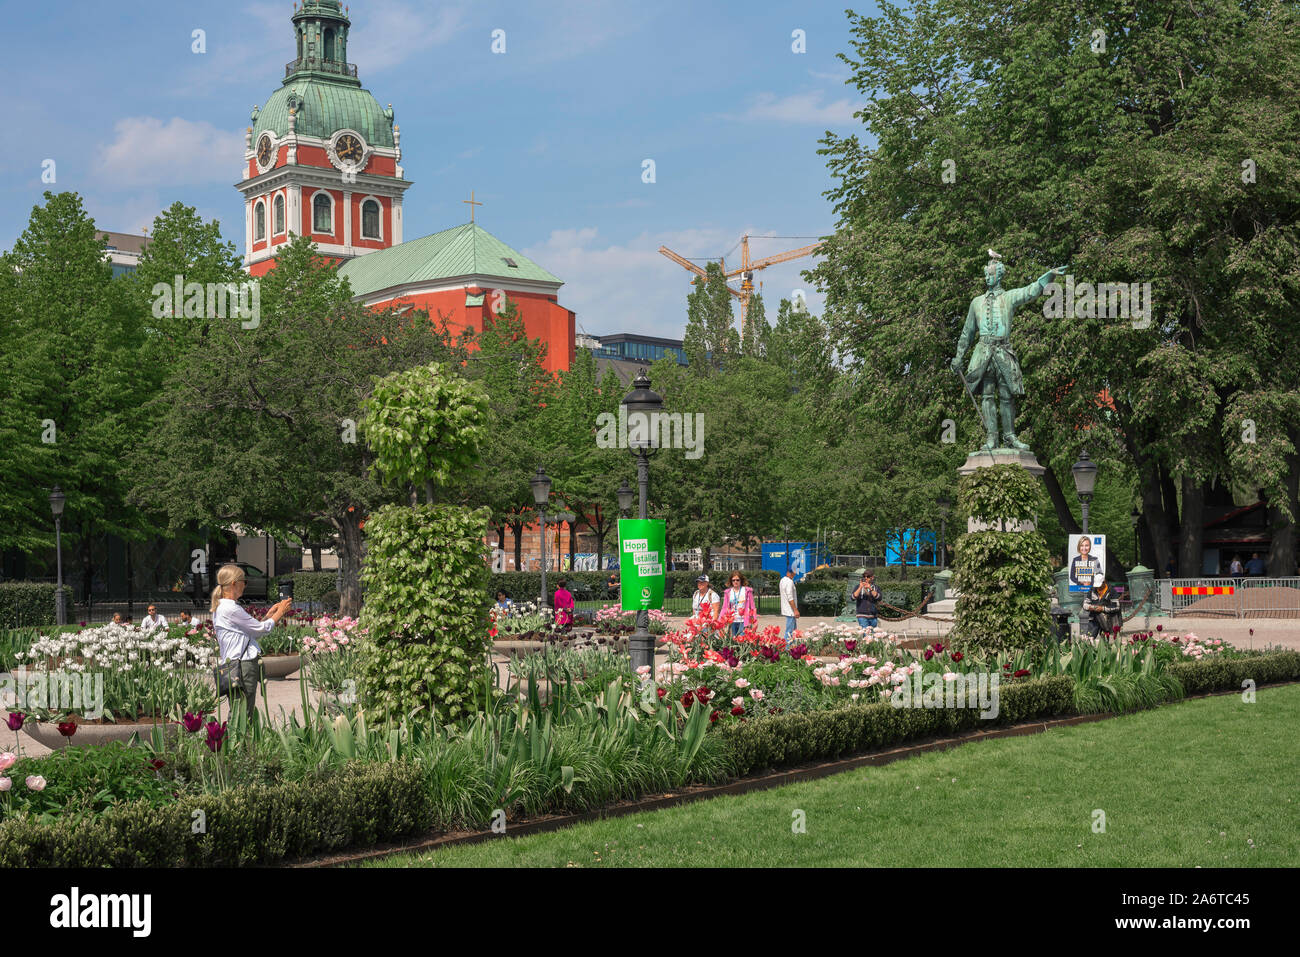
[211,563,292,720]
[852,570,882,631]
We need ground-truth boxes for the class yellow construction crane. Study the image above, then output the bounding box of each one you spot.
[658,234,821,338]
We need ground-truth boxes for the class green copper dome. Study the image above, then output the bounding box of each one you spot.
[252,80,394,147]
[250,1,394,147]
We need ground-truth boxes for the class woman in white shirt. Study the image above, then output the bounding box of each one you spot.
[211,563,292,719]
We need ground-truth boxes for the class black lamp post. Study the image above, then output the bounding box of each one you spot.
[937,493,952,570]
[621,370,663,674]
[50,486,66,626]
[784,523,790,574]
[1071,449,1098,535]
[617,481,634,518]
[530,466,551,609]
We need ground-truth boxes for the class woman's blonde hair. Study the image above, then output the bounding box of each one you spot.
[210,563,246,612]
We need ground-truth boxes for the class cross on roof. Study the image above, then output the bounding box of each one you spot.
[464,190,483,223]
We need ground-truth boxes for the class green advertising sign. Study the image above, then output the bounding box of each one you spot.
[618,519,666,612]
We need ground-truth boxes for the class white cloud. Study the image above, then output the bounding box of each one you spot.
[730,91,866,126]
[348,1,464,72]
[523,226,825,340]
[94,117,246,189]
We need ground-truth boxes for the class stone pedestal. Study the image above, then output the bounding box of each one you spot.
[958,449,1046,531]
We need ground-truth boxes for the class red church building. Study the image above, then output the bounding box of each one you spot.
[235,0,574,372]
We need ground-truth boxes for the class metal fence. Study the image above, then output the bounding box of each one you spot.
[1161,577,1300,619]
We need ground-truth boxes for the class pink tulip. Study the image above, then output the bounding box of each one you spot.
[0,753,15,772]
[25,775,46,792]
[0,777,9,791]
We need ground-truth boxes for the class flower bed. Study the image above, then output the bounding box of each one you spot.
[12,623,216,726]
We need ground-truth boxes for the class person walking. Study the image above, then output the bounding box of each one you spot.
[779,567,799,642]
[852,570,882,631]
[211,563,291,720]
[692,575,720,618]
[552,579,575,628]
[721,573,757,637]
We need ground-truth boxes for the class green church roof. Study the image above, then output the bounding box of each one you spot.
[337,223,563,297]
[252,79,395,148]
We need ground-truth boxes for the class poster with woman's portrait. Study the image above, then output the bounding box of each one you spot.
[1068,534,1106,592]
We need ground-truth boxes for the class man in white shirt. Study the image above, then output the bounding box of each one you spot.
[141,605,168,631]
[691,575,720,617]
[779,567,799,641]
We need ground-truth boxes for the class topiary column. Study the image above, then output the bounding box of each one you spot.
[358,362,493,723]
[950,464,1053,655]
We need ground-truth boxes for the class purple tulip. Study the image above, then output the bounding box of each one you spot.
[204,720,228,753]
[6,713,24,732]
[182,712,204,733]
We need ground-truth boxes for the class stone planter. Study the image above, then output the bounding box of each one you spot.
[25,719,180,750]
[260,653,302,679]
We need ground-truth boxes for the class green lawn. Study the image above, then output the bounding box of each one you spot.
[368,682,1300,868]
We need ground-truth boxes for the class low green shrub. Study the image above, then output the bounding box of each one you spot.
[1166,650,1300,696]
[0,582,74,629]
[718,675,1074,776]
[0,760,433,867]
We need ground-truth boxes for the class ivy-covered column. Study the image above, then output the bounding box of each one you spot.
[950,463,1053,656]
[358,362,493,723]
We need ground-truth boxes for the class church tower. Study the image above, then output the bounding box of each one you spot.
[237,0,411,276]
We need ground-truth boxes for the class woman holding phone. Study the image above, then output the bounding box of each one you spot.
[211,563,292,720]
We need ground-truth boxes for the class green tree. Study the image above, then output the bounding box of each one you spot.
[0,192,154,594]
[130,234,458,614]
[811,0,1300,578]
[683,263,739,374]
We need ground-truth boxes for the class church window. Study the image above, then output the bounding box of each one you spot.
[274,195,285,235]
[324,28,335,61]
[254,201,265,241]
[313,192,333,233]
[361,199,380,239]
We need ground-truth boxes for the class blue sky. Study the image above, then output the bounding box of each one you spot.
[0,0,879,340]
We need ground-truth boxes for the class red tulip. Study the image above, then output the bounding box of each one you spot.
[1013,669,1030,678]
[951,652,963,662]
[57,720,77,737]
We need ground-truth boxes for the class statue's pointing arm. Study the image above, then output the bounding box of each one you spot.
[1008,265,1069,310]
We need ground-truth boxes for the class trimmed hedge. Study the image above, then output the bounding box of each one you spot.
[288,571,340,605]
[0,761,433,868]
[0,582,74,629]
[719,676,1075,776]
[1166,650,1300,696]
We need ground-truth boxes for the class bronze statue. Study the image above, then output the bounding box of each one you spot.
[951,251,1066,452]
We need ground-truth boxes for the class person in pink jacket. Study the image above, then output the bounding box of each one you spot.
[721,573,758,638]
[552,580,575,628]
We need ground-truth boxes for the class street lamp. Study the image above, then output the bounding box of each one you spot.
[937,493,952,570]
[49,486,66,626]
[784,524,790,574]
[621,370,663,674]
[617,481,634,517]
[554,497,575,573]
[1071,449,1098,535]
[530,466,551,609]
